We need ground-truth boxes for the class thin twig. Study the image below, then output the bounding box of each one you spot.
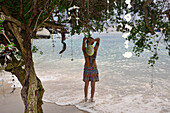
[24,6,34,17]
[72,13,96,32]
[33,11,43,32]
[36,4,58,32]
[29,0,38,26]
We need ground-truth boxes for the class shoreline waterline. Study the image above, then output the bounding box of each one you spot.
[0,76,87,113]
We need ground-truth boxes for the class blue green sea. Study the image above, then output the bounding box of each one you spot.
[8,32,170,113]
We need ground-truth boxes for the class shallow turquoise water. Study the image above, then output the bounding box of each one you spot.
[32,32,170,113]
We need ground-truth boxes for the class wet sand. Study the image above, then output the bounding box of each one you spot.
[0,81,87,113]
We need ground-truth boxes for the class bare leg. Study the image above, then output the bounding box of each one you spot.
[91,81,95,101]
[84,81,89,101]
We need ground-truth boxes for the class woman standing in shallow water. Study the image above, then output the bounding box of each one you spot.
[82,37,100,102]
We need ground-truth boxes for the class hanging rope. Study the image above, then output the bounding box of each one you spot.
[51,28,55,52]
[71,36,74,61]
[107,0,110,20]
[10,75,16,93]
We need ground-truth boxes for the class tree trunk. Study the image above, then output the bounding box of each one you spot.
[21,26,44,113]
[23,63,38,113]
[36,77,44,113]
[3,24,45,113]
[5,54,44,113]
[24,64,44,113]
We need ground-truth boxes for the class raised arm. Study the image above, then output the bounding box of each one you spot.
[82,37,87,51]
[94,38,100,52]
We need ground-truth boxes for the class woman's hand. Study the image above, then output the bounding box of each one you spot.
[83,37,88,40]
[94,38,100,42]
[89,38,95,44]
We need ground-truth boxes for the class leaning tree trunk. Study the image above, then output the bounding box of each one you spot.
[4,24,45,113]
[5,50,44,113]
[25,63,44,113]
[21,27,45,113]
[22,62,38,113]
[5,54,44,113]
[1,5,45,112]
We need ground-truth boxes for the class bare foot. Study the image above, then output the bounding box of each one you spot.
[85,97,88,102]
[90,98,95,102]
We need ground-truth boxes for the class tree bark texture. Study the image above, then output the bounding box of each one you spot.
[4,47,44,113]
[21,27,44,113]
[2,21,45,113]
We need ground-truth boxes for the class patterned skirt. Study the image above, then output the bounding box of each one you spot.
[83,67,99,82]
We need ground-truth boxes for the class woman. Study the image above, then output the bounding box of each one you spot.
[82,37,100,102]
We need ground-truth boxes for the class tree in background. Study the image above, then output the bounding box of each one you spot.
[0,0,169,113]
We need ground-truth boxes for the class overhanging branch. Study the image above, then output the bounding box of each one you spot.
[29,0,38,26]
[3,15,25,30]
[142,0,155,35]
[1,6,25,30]
[35,4,58,32]
[72,13,96,32]
[7,22,27,59]
[43,23,64,30]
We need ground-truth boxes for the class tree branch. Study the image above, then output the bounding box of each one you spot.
[142,0,155,35]
[1,5,27,57]
[72,13,96,32]
[20,0,23,17]
[7,22,27,58]
[1,6,25,30]
[24,6,34,17]
[36,4,58,32]
[33,11,43,31]
[2,15,25,30]
[19,0,27,24]
[43,23,64,30]
[29,0,38,26]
